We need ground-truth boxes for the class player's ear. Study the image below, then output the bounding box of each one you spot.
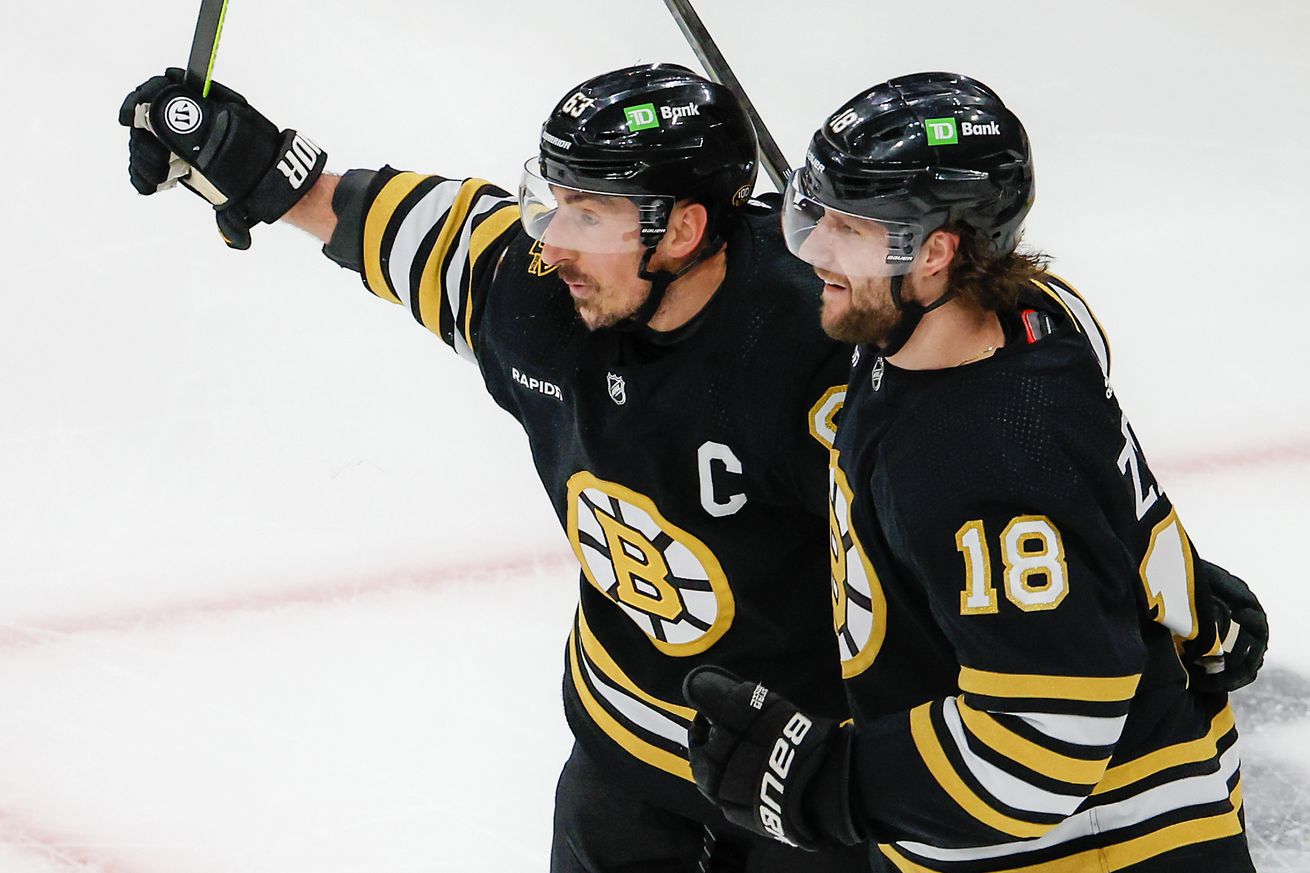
[921,228,960,277]
[660,200,710,260]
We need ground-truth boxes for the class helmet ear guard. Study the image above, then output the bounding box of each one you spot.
[636,199,674,249]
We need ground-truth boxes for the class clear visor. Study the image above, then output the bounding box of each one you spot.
[781,172,924,279]
[518,159,669,254]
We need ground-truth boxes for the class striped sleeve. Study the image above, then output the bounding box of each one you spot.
[853,664,1139,850]
[917,669,1136,837]
[855,431,1150,846]
[357,168,521,362]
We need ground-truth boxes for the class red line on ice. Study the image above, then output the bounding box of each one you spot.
[0,810,141,873]
[1153,437,1310,478]
[0,436,1304,873]
[1,434,1306,655]
[0,548,573,873]
[0,548,575,655]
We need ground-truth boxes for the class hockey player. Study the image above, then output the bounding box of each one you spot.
[682,73,1259,871]
[118,65,868,871]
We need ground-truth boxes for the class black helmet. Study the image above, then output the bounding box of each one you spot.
[783,72,1034,275]
[520,63,758,253]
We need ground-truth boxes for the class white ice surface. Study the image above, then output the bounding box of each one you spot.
[1,0,1308,870]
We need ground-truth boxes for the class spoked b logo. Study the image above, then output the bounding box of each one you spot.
[163,96,203,135]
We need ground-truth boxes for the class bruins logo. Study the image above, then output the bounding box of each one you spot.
[567,472,734,656]
[528,239,558,277]
[829,455,887,678]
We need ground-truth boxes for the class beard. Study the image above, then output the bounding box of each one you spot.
[559,267,646,331]
[819,273,911,346]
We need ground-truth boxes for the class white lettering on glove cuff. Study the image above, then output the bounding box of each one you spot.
[758,712,813,845]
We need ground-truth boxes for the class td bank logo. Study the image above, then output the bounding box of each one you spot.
[926,117,1003,146]
[624,103,660,132]
[925,117,958,146]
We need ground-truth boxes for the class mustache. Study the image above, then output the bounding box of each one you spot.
[814,268,850,289]
[558,267,593,286]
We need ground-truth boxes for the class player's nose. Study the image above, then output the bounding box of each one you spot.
[540,242,572,267]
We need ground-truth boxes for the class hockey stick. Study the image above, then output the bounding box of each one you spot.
[134,0,230,204]
[184,0,230,98]
[661,0,791,191]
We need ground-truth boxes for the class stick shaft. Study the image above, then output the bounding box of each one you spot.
[184,0,230,97]
[662,0,791,191]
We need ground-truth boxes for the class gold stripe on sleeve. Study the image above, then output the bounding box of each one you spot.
[463,205,521,350]
[880,794,1241,873]
[415,181,481,335]
[879,779,1242,873]
[959,668,1140,703]
[909,703,1051,839]
[1093,705,1236,795]
[363,173,430,305]
[567,627,694,782]
[956,699,1110,786]
[577,610,697,722]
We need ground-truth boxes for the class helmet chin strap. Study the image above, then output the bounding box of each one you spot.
[872,274,958,357]
[615,238,726,333]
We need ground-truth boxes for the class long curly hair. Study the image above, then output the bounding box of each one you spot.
[944,222,1050,312]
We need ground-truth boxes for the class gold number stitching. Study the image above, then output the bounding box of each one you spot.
[957,516,1069,615]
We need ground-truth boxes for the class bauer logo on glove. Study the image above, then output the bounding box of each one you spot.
[683,666,862,850]
[758,707,815,844]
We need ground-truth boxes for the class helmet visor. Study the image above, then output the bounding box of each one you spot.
[781,171,925,279]
[518,159,671,254]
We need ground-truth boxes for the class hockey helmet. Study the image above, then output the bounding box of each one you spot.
[519,63,758,255]
[783,72,1034,279]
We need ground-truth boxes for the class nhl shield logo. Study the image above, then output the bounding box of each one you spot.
[607,372,627,406]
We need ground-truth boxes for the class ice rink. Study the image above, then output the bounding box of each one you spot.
[1,0,1307,870]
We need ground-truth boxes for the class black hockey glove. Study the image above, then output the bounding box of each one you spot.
[683,666,861,850]
[1191,559,1268,693]
[118,68,326,250]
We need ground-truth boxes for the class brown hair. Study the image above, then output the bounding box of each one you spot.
[942,222,1050,312]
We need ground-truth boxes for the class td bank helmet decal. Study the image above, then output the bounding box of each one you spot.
[567,472,734,655]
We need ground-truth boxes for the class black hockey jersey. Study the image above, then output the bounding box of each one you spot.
[828,276,1247,871]
[329,167,853,818]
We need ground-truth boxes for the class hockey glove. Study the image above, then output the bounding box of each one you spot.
[1191,559,1268,693]
[118,68,326,250]
[683,666,861,850]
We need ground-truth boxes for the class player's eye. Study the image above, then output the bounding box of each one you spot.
[819,214,854,236]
